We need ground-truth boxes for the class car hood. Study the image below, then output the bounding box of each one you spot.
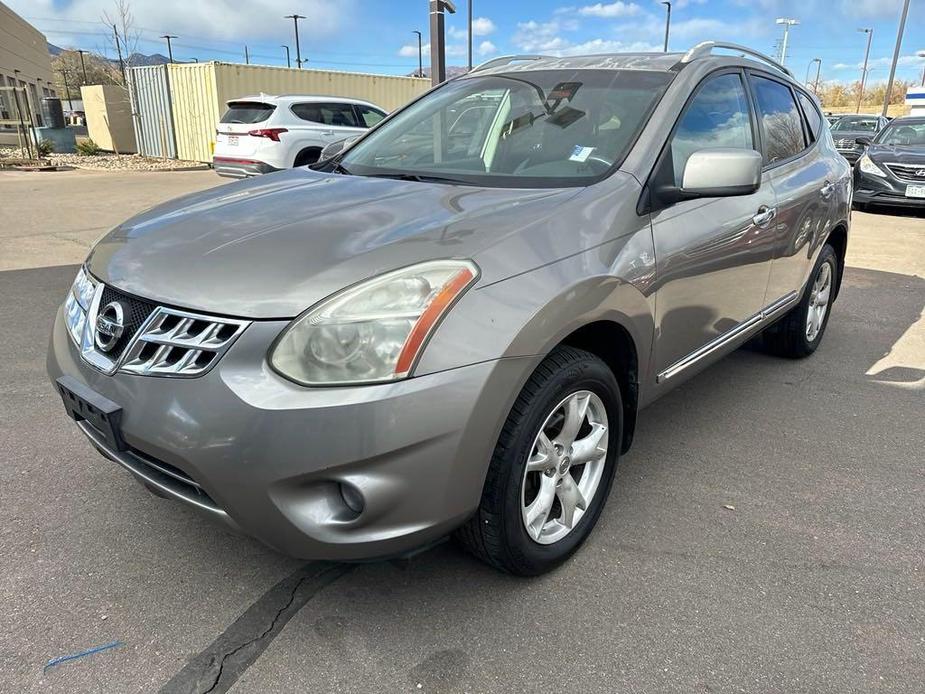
[87,168,582,318]
[865,145,925,164]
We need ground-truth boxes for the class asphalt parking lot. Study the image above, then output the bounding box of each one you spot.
[1,168,923,693]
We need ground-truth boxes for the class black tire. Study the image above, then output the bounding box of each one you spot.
[455,346,622,576]
[294,148,321,167]
[763,244,839,358]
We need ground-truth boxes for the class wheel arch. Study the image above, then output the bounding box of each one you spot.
[824,222,848,301]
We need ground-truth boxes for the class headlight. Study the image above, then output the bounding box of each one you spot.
[858,154,886,178]
[64,267,97,345]
[270,260,479,385]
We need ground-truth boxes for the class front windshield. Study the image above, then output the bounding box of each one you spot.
[339,69,673,187]
[832,116,879,132]
[875,120,925,146]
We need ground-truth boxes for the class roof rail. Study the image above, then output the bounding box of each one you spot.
[680,41,794,78]
[469,54,551,73]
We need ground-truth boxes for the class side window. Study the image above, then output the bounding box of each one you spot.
[356,105,385,127]
[669,72,754,185]
[320,103,360,128]
[750,76,807,163]
[291,103,323,123]
[797,92,823,142]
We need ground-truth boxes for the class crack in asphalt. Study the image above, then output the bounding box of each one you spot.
[160,562,353,694]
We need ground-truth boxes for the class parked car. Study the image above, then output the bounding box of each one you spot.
[853,116,925,210]
[212,95,387,178]
[825,113,843,126]
[830,114,889,163]
[49,43,851,576]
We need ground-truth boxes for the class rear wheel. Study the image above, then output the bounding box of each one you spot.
[455,346,622,576]
[763,244,838,358]
[294,148,321,167]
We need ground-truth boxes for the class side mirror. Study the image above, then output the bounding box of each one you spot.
[680,148,762,198]
[855,136,872,147]
[319,135,360,162]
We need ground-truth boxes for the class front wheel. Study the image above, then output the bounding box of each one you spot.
[763,244,839,358]
[455,346,622,576]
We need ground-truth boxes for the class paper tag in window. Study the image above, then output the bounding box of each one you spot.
[569,146,595,162]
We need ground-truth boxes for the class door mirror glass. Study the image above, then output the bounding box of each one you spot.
[681,148,762,197]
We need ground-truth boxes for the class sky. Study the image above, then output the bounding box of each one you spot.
[10,0,925,85]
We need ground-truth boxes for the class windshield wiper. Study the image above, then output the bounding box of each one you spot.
[362,172,471,185]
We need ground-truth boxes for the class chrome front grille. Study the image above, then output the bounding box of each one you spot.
[835,138,858,150]
[884,163,925,182]
[69,278,250,378]
[119,307,249,377]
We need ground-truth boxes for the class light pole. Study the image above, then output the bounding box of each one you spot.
[857,28,873,113]
[661,2,671,53]
[76,49,89,82]
[412,30,423,77]
[160,34,177,63]
[285,14,306,68]
[775,18,799,66]
[429,0,457,86]
[881,0,911,117]
[282,45,291,68]
[813,58,822,94]
[805,58,820,86]
[918,50,925,86]
[244,45,250,65]
[467,0,472,71]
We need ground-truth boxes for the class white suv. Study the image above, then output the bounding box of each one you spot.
[213,95,387,178]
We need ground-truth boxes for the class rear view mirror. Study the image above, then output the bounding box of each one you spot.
[681,148,763,198]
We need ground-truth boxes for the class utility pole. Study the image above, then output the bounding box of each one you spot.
[282,45,291,68]
[244,45,250,64]
[160,35,177,63]
[429,0,456,86]
[285,14,306,68]
[882,0,911,118]
[775,18,799,66]
[112,24,125,84]
[76,49,89,82]
[661,2,671,52]
[857,28,873,113]
[61,69,74,111]
[467,0,472,71]
[412,30,423,77]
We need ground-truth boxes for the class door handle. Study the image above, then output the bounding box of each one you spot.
[752,206,777,227]
[820,181,835,198]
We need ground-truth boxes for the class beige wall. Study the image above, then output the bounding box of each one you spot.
[0,1,55,144]
[81,84,137,153]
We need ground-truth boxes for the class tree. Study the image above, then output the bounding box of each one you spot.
[51,51,122,96]
[101,0,141,83]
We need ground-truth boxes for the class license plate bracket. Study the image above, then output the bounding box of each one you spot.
[56,376,127,452]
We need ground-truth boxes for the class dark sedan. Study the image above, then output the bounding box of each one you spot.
[831,114,889,163]
[853,116,925,210]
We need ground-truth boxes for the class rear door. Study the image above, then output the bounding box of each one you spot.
[650,70,777,383]
[214,100,276,158]
[750,74,837,304]
[290,101,366,145]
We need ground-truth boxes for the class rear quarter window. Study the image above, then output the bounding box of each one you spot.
[797,92,823,141]
[220,102,275,124]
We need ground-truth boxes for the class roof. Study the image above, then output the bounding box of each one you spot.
[468,53,686,76]
[228,94,381,108]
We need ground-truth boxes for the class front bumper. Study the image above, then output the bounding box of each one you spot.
[853,169,925,208]
[212,157,280,179]
[48,306,538,561]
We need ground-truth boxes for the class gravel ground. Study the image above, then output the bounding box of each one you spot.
[0,146,206,171]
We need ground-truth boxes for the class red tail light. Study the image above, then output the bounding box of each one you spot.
[248,128,288,142]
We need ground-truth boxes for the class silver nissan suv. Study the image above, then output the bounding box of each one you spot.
[48,43,851,575]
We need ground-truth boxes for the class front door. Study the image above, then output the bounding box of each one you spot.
[650,71,777,382]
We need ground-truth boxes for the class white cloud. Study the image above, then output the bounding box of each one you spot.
[448,17,496,40]
[478,40,498,56]
[841,0,905,19]
[578,2,641,18]
[512,18,579,52]
[398,42,429,58]
[7,0,350,42]
[833,54,925,71]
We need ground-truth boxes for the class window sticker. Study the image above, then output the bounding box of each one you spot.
[569,145,595,162]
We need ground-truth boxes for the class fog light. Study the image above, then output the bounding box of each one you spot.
[339,482,365,515]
